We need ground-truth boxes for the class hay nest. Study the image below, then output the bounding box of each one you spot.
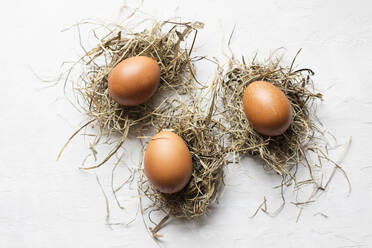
[216,51,350,220]
[218,51,323,180]
[58,19,204,169]
[138,86,229,238]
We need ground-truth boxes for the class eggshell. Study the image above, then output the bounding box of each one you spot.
[108,56,160,106]
[144,131,192,194]
[243,81,293,136]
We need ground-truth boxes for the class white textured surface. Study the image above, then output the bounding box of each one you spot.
[1,0,372,247]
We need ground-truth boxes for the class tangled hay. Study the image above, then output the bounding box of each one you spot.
[218,51,350,219]
[218,51,323,179]
[138,85,229,238]
[58,15,230,237]
[57,19,204,169]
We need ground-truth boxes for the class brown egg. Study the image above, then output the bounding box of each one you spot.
[108,56,160,106]
[243,81,293,136]
[144,131,192,194]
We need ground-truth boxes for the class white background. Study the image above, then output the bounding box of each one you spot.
[1,0,372,247]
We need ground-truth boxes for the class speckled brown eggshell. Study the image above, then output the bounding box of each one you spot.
[243,81,293,136]
[144,131,192,194]
[108,56,160,106]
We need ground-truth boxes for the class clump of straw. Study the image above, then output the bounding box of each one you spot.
[58,19,204,169]
[218,50,351,214]
[58,16,230,236]
[217,51,353,219]
[219,51,323,179]
[213,49,351,222]
[138,87,229,238]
